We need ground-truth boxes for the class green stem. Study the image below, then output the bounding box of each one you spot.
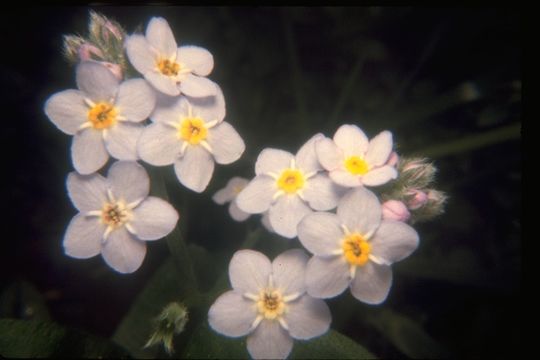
[413,122,521,159]
[282,9,307,126]
[149,167,199,295]
[330,53,367,124]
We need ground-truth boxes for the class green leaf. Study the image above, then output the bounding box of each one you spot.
[365,308,449,358]
[291,330,376,359]
[182,322,375,359]
[0,319,129,358]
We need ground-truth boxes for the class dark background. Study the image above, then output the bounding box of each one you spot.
[1,6,520,358]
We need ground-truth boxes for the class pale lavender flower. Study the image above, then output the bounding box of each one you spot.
[208,249,331,359]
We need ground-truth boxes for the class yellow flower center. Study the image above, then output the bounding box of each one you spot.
[179,118,208,145]
[342,233,371,266]
[256,290,286,320]
[157,59,180,77]
[101,202,130,228]
[344,156,369,175]
[276,169,305,194]
[88,102,117,130]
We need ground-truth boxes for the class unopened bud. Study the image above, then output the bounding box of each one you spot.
[382,200,410,222]
[144,302,189,355]
[78,43,104,61]
[103,20,123,41]
[63,35,86,63]
[405,189,429,210]
[399,157,436,188]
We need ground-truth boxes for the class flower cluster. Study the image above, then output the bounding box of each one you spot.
[47,12,447,359]
[45,15,245,272]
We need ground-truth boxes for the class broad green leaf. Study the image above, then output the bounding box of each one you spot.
[365,308,449,358]
[182,322,375,359]
[0,319,129,358]
[291,330,376,359]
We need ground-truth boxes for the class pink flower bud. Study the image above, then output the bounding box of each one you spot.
[382,200,410,222]
[386,151,399,167]
[402,159,426,173]
[103,20,123,41]
[406,189,429,210]
[78,43,104,62]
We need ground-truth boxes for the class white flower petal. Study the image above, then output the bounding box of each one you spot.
[362,166,398,187]
[247,320,293,360]
[365,130,393,167]
[104,122,143,161]
[44,90,88,135]
[115,79,156,122]
[329,170,363,187]
[302,174,343,211]
[272,249,309,296]
[187,84,226,123]
[126,34,156,74]
[137,123,182,166]
[370,220,419,264]
[71,129,109,175]
[145,71,180,96]
[350,262,392,305]
[315,137,342,171]
[174,146,214,193]
[76,61,119,102]
[269,195,312,239]
[178,45,214,76]
[229,249,271,294]
[212,177,248,204]
[63,214,104,259]
[284,296,331,340]
[179,74,217,98]
[101,227,146,274]
[207,121,245,165]
[146,17,177,58]
[295,133,324,173]
[107,161,149,203]
[255,149,294,176]
[297,212,343,256]
[150,95,185,124]
[131,197,179,240]
[306,256,350,299]
[67,172,108,212]
[333,124,369,156]
[337,188,381,236]
[236,176,276,214]
[229,201,251,221]
[208,290,258,337]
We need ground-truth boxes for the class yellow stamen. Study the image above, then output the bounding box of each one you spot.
[256,290,286,320]
[101,201,130,229]
[87,102,117,130]
[157,58,180,77]
[344,156,369,175]
[342,233,371,266]
[179,117,208,145]
[276,169,305,194]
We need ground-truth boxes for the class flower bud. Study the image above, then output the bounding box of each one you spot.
[78,43,104,61]
[144,302,189,355]
[405,189,429,210]
[382,200,410,222]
